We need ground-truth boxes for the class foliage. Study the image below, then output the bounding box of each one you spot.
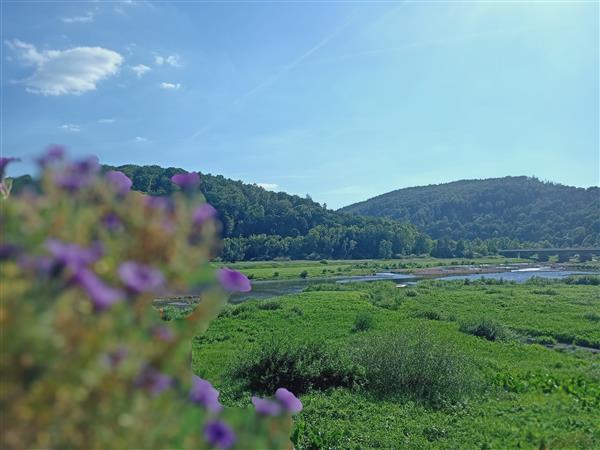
[352,330,476,406]
[351,311,375,332]
[459,318,511,341]
[226,339,365,396]
[341,176,600,247]
[0,151,294,449]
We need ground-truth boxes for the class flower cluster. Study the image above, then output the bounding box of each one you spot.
[1,149,299,449]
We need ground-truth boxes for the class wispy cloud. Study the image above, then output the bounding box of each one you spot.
[256,183,278,191]
[59,123,81,132]
[160,82,180,90]
[98,118,115,124]
[131,64,151,78]
[5,39,122,95]
[154,54,181,68]
[61,11,94,24]
[134,136,149,142]
[187,17,354,141]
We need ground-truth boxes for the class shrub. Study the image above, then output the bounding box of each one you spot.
[405,290,418,297]
[319,260,328,264]
[289,306,304,316]
[414,310,442,321]
[584,311,600,322]
[299,270,309,279]
[564,275,600,285]
[258,301,281,311]
[531,335,557,346]
[352,330,476,406]
[351,311,375,332]
[273,271,279,277]
[459,318,510,341]
[226,339,365,395]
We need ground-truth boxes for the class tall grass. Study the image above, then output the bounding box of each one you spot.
[352,330,477,406]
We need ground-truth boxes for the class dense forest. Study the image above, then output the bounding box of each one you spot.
[12,169,596,261]
[107,164,435,261]
[341,176,600,248]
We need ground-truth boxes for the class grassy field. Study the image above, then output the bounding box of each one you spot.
[190,277,600,449]
[207,256,528,281]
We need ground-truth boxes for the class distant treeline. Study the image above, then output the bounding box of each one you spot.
[11,167,594,261]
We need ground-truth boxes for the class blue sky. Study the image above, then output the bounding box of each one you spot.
[1,1,598,208]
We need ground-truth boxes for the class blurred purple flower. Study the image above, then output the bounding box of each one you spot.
[189,375,222,413]
[216,268,251,293]
[203,420,236,449]
[118,261,165,294]
[73,268,124,311]
[135,366,172,396]
[171,172,200,189]
[37,145,64,167]
[0,157,20,180]
[106,346,128,368]
[102,212,122,231]
[251,396,282,416]
[152,325,175,342]
[275,388,303,414]
[18,255,55,277]
[193,203,217,226]
[0,243,21,261]
[145,195,174,212]
[105,170,132,194]
[54,155,100,191]
[46,239,103,270]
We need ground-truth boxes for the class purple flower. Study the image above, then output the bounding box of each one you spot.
[0,243,21,261]
[203,420,236,449]
[275,388,303,414]
[189,376,222,413]
[217,268,251,293]
[251,396,282,416]
[105,170,132,194]
[145,195,175,213]
[54,155,100,191]
[46,239,103,270]
[171,172,200,189]
[37,146,65,167]
[106,346,128,368]
[152,325,175,342]
[135,366,172,396]
[118,261,165,294]
[102,213,122,231]
[0,157,20,180]
[193,203,217,226]
[73,268,124,311]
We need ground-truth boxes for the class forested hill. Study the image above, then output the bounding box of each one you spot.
[340,176,600,247]
[98,164,428,260]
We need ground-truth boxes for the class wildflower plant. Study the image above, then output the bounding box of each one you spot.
[0,149,299,449]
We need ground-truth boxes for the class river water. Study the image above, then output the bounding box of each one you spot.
[229,269,594,303]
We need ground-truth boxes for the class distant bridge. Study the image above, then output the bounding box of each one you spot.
[498,248,600,261]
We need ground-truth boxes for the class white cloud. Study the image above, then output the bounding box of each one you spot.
[5,39,123,96]
[131,64,151,78]
[134,136,149,142]
[98,118,115,124]
[160,82,180,90]
[154,54,181,68]
[59,123,81,132]
[61,12,94,24]
[256,183,278,191]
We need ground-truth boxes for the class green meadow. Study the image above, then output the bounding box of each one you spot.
[191,277,600,449]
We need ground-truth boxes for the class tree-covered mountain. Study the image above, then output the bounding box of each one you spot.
[340,176,600,247]
[15,163,422,261]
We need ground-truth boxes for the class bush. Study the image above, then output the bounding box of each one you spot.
[531,335,557,346]
[352,330,476,406]
[405,290,418,297]
[459,318,510,341]
[584,311,600,322]
[257,301,281,311]
[414,310,442,321]
[564,275,600,285]
[226,339,365,395]
[319,260,328,264]
[351,311,374,332]
[299,270,308,279]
